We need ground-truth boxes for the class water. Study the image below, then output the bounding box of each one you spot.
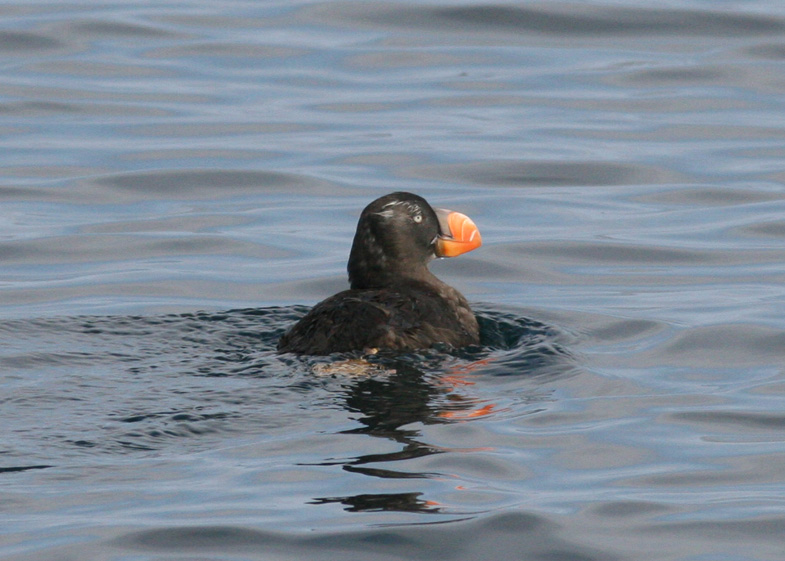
[2,1,785,559]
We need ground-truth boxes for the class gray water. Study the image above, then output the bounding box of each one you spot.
[3,1,785,560]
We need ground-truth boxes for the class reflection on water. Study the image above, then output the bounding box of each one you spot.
[311,360,491,514]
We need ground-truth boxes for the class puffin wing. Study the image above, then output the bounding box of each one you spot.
[277,290,395,354]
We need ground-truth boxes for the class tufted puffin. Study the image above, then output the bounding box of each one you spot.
[277,192,482,355]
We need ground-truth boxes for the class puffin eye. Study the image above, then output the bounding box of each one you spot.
[413,214,423,223]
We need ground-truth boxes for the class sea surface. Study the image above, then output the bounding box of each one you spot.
[2,1,785,560]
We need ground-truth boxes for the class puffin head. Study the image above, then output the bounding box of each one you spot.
[347,192,481,289]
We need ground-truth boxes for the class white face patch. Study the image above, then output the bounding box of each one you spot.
[375,209,396,219]
[376,200,421,219]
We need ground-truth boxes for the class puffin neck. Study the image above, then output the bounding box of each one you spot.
[348,252,435,289]
[347,235,435,290]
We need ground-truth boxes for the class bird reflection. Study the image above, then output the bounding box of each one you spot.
[309,356,495,514]
[309,492,440,513]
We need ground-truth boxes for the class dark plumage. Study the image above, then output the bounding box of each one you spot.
[277,192,482,355]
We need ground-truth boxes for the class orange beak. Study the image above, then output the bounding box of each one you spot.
[434,208,482,258]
